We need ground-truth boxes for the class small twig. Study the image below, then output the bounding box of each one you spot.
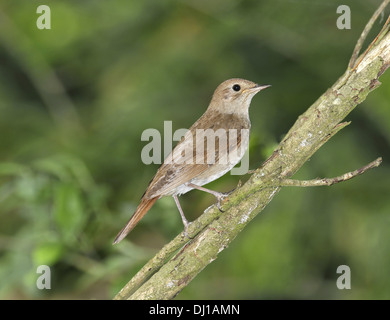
[278,157,382,187]
[349,0,390,70]
[320,121,351,145]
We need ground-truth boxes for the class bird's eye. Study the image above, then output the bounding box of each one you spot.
[232,84,241,92]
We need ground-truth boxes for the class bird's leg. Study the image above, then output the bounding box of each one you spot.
[173,195,191,236]
[187,183,229,212]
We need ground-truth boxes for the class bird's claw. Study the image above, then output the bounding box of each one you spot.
[182,222,194,239]
[215,192,231,212]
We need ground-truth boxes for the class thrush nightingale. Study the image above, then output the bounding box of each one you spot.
[114,78,270,244]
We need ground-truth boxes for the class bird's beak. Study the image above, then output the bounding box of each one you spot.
[253,84,271,91]
[243,84,271,94]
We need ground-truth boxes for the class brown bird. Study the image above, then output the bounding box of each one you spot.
[113,78,270,244]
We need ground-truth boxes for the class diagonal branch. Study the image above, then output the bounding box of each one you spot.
[114,2,390,300]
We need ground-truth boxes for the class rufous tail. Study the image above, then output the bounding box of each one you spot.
[113,197,158,244]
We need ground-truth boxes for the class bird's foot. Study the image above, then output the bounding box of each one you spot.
[215,192,231,212]
[182,222,193,239]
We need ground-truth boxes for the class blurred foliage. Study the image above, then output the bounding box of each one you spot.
[0,0,389,299]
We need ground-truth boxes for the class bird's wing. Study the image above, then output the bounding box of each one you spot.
[144,112,248,198]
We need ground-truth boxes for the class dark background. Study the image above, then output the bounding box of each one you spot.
[0,0,389,299]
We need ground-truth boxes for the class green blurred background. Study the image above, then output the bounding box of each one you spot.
[0,0,389,299]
